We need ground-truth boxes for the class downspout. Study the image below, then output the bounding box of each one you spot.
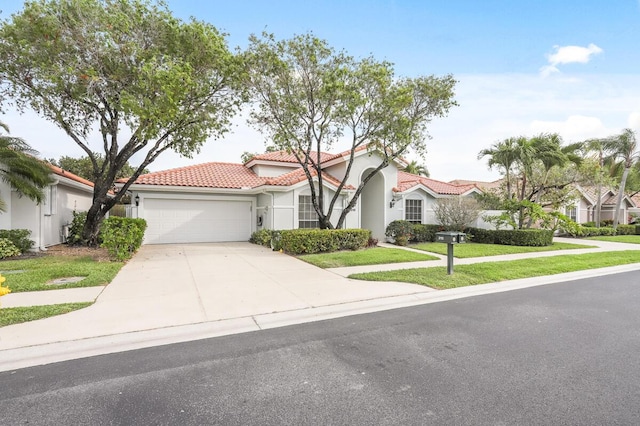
[262,190,275,229]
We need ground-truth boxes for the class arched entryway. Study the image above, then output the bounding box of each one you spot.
[360,168,386,240]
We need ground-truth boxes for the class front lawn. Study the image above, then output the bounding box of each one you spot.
[299,247,439,268]
[0,255,124,293]
[411,241,595,258]
[0,303,91,327]
[586,235,640,244]
[349,250,640,289]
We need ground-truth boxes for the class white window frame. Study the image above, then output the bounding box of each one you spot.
[405,199,422,224]
[298,194,319,229]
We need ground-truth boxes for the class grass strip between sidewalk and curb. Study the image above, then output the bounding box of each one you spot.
[0,256,124,293]
[410,241,596,258]
[586,235,640,244]
[0,302,92,327]
[348,250,640,289]
[299,247,439,268]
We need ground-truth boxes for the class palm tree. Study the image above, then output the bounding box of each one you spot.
[402,160,429,177]
[0,121,53,211]
[478,137,520,199]
[603,128,640,228]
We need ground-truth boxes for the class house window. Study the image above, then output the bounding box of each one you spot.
[405,199,422,223]
[566,206,577,222]
[298,195,319,228]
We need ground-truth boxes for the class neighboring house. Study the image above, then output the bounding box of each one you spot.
[0,165,94,249]
[565,185,637,224]
[119,147,483,245]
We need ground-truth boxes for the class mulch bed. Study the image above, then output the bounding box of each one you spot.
[45,244,112,262]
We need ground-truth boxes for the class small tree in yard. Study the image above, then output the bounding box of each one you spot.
[246,33,457,229]
[434,196,481,231]
[0,0,245,245]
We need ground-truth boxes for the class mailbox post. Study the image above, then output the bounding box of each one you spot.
[435,231,466,275]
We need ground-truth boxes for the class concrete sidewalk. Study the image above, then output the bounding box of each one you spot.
[1,238,639,372]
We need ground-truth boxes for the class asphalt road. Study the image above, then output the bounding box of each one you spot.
[2,270,640,425]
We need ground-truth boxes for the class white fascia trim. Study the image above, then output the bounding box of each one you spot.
[126,184,261,195]
[55,175,95,194]
[245,159,301,169]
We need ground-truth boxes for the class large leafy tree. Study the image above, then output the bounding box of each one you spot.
[246,33,457,229]
[0,121,53,210]
[0,0,245,244]
[602,128,639,228]
[48,154,149,182]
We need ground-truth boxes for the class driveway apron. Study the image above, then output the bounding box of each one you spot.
[0,243,429,350]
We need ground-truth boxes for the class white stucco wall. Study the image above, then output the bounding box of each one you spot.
[252,164,299,177]
[0,180,12,229]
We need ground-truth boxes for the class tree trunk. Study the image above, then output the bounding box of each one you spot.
[612,167,630,229]
[82,202,108,247]
[595,182,602,227]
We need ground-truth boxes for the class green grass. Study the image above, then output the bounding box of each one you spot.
[299,247,439,268]
[411,241,596,258]
[349,250,640,289]
[0,302,92,327]
[586,235,640,244]
[0,256,124,293]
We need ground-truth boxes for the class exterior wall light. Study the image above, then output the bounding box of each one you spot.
[135,194,140,207]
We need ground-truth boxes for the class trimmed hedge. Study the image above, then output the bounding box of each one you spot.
[637,225,640,235]
[280,229,371,254]
[411,224,443,243]
[464,227,495,244]
[465,227,553,246]
[571,226,616,237]
[100,217,147,261]
[250,229,371,255]
[0,229,33,253]
[616,224,636,235]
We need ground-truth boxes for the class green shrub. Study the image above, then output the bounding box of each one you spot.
[385,220,414,246]
[249,229,274,247]
[67,210,88,245]
[0,229,33,253]
[616,224,635,235]
[411,224,442,243]
[0,238,21,259]
[637,225,640,235]
[464,227,496,244]
[100,217,147,261]
[465,227,552,246]
[279,229,370,255]
[493,229,553,246]
[574,226,616,237]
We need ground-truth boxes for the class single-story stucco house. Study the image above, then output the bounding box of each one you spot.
[0,165,94,250]
[565,185,637,224]
[119,147,483,245]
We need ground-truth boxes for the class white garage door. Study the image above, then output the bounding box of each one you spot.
[143,199,252,244]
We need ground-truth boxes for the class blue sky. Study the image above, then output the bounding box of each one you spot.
[2,0,640,181]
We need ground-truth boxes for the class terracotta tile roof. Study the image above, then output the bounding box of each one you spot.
[130,162,265,189]
[250,150,339,164]
[125,161,355,190]
[48,164,94,188]
[249,144,371,166]
[396,171,477,195]
[631,193,640,208]
[265,168,354,189]
[448,179,502,191]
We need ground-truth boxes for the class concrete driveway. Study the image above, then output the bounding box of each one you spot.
[0,243,430,351]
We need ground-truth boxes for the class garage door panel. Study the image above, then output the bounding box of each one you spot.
[143,199,252,244]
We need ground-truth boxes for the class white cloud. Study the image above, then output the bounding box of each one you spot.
[627,111,640,130]
[529,115,611,141]
[540,43,603,77]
